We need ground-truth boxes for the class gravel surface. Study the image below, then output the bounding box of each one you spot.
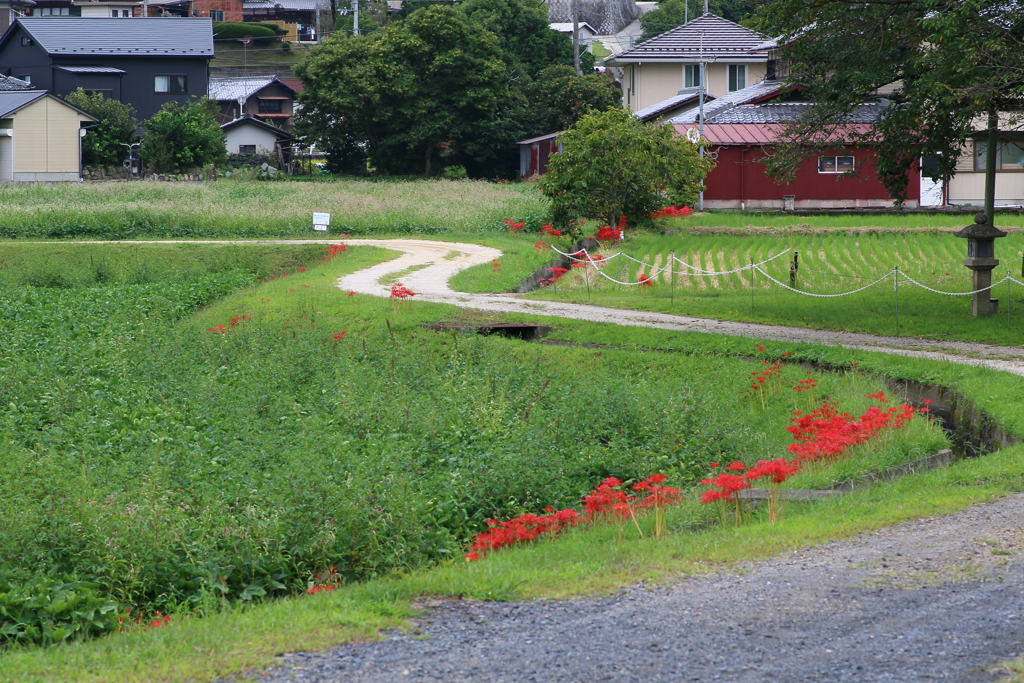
[254,494,1024,683]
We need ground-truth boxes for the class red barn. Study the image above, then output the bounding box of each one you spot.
[672,101,919,209]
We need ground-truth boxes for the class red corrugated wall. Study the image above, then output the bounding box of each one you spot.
[703,146,919,202]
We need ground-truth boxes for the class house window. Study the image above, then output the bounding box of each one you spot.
[38,7,70,15]
[20,36,33,46]
[210,9,224,20]
[155,75,187,94]
[975,140,1024,171]
[123,9,130,16]
[19,75,31,85]
[684,64,701,88]
[818,156,855,173]
[257,99,283,114]
[112,9,118,15]
[239,145,257,155]
[728,64,746,92]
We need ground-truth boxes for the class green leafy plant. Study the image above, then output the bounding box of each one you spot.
[538,108,714,231]
[141,99,226,173]
[64,89,139,167]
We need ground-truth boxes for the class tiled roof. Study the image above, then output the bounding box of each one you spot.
[607,13,768,63]
[10,18,214,56]
[669,80,787,124]
[707,101,889,125]
[0,75,31,91]
[209,75,282,101]
[683,122,876,145]
[0,90,46,117]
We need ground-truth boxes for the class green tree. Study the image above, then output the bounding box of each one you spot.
[140,99,226,173]
[753,0,1024,215]
[64,89,138,167]
[524,65,621,134]
[538,108,713,229]
[639,0,753,43]
[295,5,507,175]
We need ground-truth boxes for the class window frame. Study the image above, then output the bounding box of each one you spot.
[727,64,746,92]
[818,156,855,174]
[210,9,224,20]
[683,64,701,89]
[238,144,257,155]
[154,74,187,94]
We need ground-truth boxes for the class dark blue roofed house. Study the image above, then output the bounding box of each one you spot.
[0,17,214,121]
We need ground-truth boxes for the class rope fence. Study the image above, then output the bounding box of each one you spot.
[541,246,1022,330]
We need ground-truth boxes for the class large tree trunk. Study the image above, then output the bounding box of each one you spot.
[985,108,998,225]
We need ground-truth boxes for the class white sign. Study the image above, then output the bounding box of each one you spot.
[313,212,330,232]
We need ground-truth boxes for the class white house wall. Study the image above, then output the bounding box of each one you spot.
[224,125,280,154]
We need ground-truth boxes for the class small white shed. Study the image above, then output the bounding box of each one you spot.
[221,115,291,156]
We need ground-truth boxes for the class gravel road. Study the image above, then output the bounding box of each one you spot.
[256,494,1024,683]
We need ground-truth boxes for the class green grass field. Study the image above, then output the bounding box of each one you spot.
[452,229,1024,347]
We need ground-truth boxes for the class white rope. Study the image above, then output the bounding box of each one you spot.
[752,265,893,298]
[899,271,1010,296]
[573,247,674,286]
[550,245,624,264]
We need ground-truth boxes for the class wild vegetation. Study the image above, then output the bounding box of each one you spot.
[0,242,948,654]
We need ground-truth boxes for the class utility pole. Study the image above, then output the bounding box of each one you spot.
[698,30,705,211]
[315,0,321,43]
[572,0,581,75]
[352,0,359,36]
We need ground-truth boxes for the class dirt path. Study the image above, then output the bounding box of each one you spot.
[339,239,1024,377]
[239,239,1024,683]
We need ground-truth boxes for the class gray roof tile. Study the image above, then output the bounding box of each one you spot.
[0,74,31,91]
[609,13,768,63]
[705,101,889,124]
[209,75,280,101]
[14,17,214,57]
[669,80,786,124]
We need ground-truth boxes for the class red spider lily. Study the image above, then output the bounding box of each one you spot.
[534,239,550,250]
[540,267,569,286]
[298,267,307,272]
[466,508,580,560]
[593,225,622,242]
[321,243,348,261]
[540,224,562,237]
[637,273,654,287]
[208,324,227,334]
[709,462,719,468]
[632,473,681,538]
[648,205,693,219]
[330,330,348,341]
[340,233,352,237]
[785,395,917,463]
[389,283,416,299]
[289,289,295,292]
[502,218,526,232]
[726,461,747,472]
[700,471,751,526]
[743,458,800,522]
[348,291,356,296]
[756,344,766,352]
[491,260,502,272]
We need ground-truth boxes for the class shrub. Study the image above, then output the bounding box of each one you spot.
[64,89,138,167]
[211,22,278,40]
[141,99,227,173]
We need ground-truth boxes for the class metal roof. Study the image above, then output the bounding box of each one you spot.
[607,13,769,64]
[11,18,214,57]
[209,75,290,101]
[548,22,597,34]
[669,80,787,124]
[634,89,702,122]
[0,90,46,117]
[0,75,31,91]
[55,65,126,74]
[675,122,877,145]
[517,131,561,145]
[221,114,291,137]
[243,0,320,11]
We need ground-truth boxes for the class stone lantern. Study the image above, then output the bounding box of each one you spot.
[954,213,1007,317]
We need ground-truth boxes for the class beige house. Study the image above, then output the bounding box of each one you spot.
[945,136,1024,208]
[606,13,770,113]
[0,91,97,182]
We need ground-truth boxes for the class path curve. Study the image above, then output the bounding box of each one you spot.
[340,239,1024,377]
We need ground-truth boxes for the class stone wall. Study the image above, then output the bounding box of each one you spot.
[82,166,217,182]
[544,0,639,35]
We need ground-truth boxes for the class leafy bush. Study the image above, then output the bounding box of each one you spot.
[0,567,120,647]
[64,89,139,167]
[141,99,227,173]
[212,22,278,40]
